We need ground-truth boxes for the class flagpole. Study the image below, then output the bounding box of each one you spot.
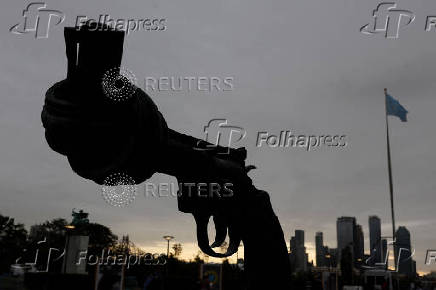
[384,88,397,270]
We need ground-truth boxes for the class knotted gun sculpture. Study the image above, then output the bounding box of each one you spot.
[41,23,291,289]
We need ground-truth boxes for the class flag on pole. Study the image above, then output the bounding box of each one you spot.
[386,94,408,122]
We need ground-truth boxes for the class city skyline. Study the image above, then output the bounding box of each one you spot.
[9,212,423,272]
[292,214,421,275]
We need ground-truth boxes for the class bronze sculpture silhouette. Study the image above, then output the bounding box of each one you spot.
[71,209,89,226]
[41,22,291,289]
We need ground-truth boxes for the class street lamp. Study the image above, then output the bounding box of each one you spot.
[163,235,174,257]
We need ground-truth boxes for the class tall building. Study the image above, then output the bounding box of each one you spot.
[290,236,296,252]
[295,230,304,247]
[337,217,356,262]
[354,224,364,265]
[395,226,415,276]
[327,248,338,268]
[382,238,388,269]
[315,232,326,267]
[369,216,382,265]
[290,229,307,272]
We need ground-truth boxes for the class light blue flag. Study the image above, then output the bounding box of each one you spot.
[386,94,408,122]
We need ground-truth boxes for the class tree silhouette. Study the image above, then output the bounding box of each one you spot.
[172,243,182,258]
[0,214,28,272]
[82,223,118,256]
[29,219,118,264]
[29,218,68,248]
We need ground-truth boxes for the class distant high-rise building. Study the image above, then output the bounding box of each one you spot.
[295,230,304,247]
[412,260,416,276]
[369,216,382,265]
[290,229,307,272]
[290,236,296,252]
[337,217,356,261]
[354,224,364,265]
[315,232,326,267]
[395,226,415,276]
[325,247,337,268]
[382,238,388,269]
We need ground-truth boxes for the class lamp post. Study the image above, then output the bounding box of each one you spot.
[163,235,174,257]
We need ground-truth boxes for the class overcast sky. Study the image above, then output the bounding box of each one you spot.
[1,0,436,273]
